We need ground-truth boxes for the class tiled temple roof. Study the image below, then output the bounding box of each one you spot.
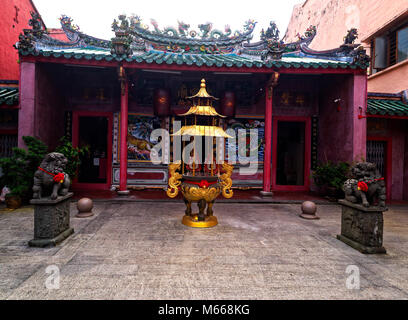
[21,48,353,69]
[15,13,370,70]
[0,87,19,106]
[367,98,408,116]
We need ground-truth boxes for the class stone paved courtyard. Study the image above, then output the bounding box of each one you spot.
[0,201,407,300]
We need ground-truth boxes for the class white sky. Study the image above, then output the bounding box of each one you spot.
[33,0,304,41]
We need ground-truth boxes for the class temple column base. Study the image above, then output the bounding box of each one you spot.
[260,190,273,197]
[117,190,130,196]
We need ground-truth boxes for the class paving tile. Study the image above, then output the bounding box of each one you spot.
[1,202,408,299]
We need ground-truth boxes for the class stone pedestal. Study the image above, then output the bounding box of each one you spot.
[29,193,74,247]
[337,199,387,254]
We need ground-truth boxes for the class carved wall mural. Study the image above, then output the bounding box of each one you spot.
[116,114,162,163]
[225,118,264,164]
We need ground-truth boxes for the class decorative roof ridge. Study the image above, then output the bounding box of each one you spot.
[0,80,18,84]
[112,14,256,46]
[239,23,317,61]
[368,92,403,98]
[300,42,358,56]
[147,49,240,56]
[243,24,316,49]
[367,98,408,116]
[59,15,112,49]
[367,91,408,106]
[298,28,370,68]
[34,33,82,50]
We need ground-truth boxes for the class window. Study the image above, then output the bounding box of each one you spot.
[397,27,408,63]
[370,24,408,74]
[374,36,387,70]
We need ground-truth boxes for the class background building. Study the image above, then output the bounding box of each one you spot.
[285,0,408,201]
[0,0,45,160]
[285,0,408,93]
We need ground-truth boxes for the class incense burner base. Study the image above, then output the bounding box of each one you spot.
[182,214,218,228]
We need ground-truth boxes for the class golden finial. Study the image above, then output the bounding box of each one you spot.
[186,78,218,99]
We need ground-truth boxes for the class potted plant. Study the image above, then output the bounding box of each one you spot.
[54,136,89,181]
[0,136,47,209]
[4,186,26,209]
[312,161,350,200]
[0,149,31,209]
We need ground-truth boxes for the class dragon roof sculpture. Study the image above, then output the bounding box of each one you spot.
[116,14,257,44]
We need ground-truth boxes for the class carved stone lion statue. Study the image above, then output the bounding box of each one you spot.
[33,152,71,200]
[342,162,386,208]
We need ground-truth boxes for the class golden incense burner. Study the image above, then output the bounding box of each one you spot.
[166,79,233,227]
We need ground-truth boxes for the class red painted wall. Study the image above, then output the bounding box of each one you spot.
[368,118,408,200]
[318,74,355,163]
[404,129,408,200]
[389,121,406,200]
[35,63,65,150]
[0,0,42,81]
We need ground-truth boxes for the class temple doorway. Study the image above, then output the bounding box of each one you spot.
[272,117,311,191]
[72,111,113,189]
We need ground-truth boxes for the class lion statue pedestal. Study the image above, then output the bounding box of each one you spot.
[337,162,387,254]
[29,193,74,247]
[29,152,74,247]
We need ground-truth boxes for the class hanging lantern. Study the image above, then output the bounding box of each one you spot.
[153,88,170,116]
[221,91,235,117]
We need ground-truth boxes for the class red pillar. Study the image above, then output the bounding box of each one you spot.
[352,73,367,161]
[18,62,36,148]
[118,67,129,195]
[261,72,279,197]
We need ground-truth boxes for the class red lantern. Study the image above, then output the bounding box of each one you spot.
[221,91,235,117]
[153,89,170,116]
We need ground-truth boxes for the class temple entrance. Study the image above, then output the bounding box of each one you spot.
[72,111,112,189]
[272,117,311,191]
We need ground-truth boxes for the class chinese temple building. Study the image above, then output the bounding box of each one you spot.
[15,13,380,197]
